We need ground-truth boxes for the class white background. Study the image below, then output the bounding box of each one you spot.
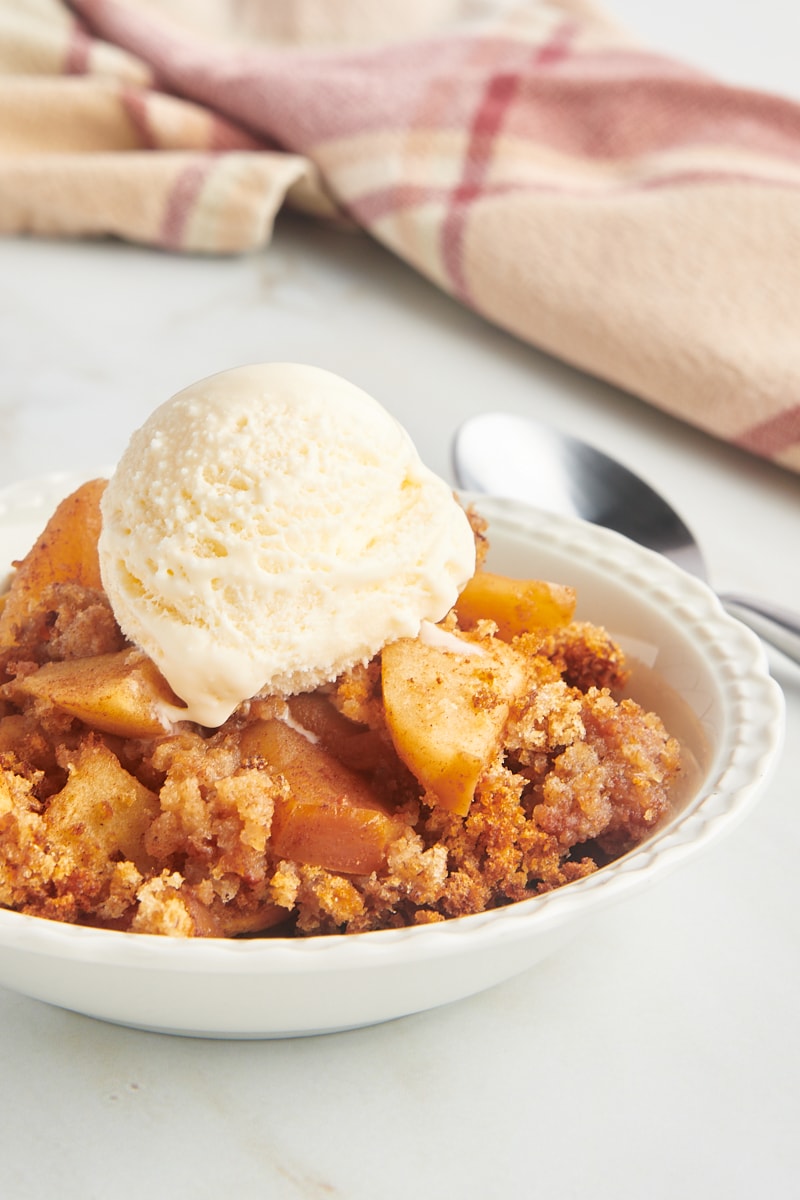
[0,3,798,1197]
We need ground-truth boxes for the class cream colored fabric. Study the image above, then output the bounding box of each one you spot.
[2,0,799,469]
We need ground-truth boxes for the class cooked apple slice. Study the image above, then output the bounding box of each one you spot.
[0,479,106,644]
[286,693,384,771]
[381,631,527,815]
[12,649,186,737]
[240,717,405,875]
[46,740,159,872]
[455,570,576,640]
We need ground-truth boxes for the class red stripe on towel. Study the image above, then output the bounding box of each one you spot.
[440,25,576,301]
[64,20,92,75]
[121,87,157,148]
[735,406,800,457]
[159,159,212,249]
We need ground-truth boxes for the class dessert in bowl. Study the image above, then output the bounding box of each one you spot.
[0,366,784,1037]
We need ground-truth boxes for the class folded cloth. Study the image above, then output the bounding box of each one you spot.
[2,0,799,471]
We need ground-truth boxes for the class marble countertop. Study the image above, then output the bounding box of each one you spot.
[0,3,798,1197]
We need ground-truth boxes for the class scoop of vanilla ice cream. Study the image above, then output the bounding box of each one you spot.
[98,363,476,727]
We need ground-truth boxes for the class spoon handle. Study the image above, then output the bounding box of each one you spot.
[719,593,800,666]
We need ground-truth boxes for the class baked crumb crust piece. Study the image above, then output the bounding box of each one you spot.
[0,492,680,938]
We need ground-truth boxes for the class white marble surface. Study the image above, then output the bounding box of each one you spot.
[0,3,798,1197]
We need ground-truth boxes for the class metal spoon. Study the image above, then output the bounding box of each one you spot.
[453,411,800,665]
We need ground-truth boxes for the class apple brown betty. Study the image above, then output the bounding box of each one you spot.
[0,481,680,938]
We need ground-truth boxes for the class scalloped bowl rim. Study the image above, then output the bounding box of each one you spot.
[0,476,785,1034]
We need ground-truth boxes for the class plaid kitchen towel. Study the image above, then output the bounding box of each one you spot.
[2,0,799,471]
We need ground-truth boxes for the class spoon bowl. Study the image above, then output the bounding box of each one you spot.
[453,412,800,664]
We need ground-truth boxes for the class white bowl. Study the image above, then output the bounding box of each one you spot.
[0,477,785,1038]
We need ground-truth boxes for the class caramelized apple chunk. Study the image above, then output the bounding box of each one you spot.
[6,648,186,737]
[0,480,106,645]
[381,628,528,816]
[240,717,407,875]
[455,570,576,640]
[47,739,159,874]
[286,692,387,772]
